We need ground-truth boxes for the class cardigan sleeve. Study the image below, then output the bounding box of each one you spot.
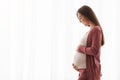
[77,28,102,56]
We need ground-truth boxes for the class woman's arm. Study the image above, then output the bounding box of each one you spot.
[77,28,102,56]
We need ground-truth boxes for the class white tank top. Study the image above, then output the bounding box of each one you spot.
[73,31,89,69]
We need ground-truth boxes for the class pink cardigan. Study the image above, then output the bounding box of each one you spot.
[78,26,103,80]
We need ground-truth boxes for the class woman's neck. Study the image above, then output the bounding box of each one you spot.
[89,23,95,29]
[87,20,96,29]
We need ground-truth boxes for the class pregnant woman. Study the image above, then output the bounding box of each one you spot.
[72,5,105,80]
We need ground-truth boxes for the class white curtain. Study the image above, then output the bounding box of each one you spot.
[0,0,52,80]
[0,0,120,80]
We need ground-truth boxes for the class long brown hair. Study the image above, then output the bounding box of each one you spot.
[77,5,105,46]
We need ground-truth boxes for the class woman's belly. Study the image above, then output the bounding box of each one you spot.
[73,52,86,69]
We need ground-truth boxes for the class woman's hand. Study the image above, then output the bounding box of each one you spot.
[76,45,83,52]
[72,63,79,71]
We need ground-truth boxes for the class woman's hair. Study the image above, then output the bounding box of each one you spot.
[77,5,104,46]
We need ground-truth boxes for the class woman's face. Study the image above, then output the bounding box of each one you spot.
[77,13,89,26]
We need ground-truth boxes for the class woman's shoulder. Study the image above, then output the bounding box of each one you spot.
[91,26,101,32]
[89,26,102,35]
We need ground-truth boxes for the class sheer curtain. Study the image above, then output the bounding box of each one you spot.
[0,0,52,80]
[0,0,120,80]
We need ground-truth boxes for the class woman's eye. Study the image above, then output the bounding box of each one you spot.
[80,17,82,20]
